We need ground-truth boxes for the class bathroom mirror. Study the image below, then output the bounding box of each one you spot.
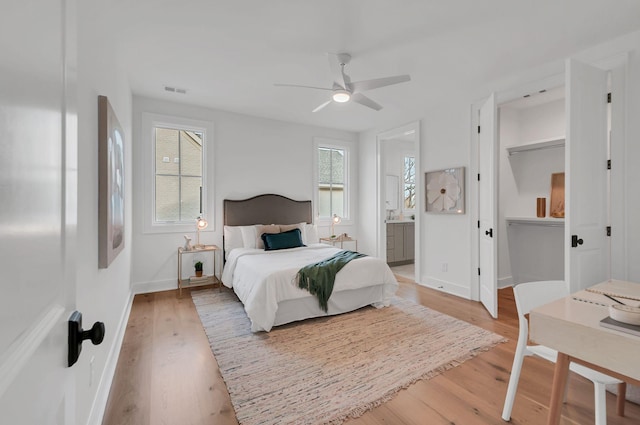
[385,175,399,210]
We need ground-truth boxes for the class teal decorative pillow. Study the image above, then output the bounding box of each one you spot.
[262,228,305,251]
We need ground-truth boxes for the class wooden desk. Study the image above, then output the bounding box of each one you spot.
[530,280,640,425]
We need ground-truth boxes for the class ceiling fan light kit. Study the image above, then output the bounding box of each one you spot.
[274,52,410,112]
[332,90,351,103]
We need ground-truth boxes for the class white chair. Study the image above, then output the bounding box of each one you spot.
[502,280,626,424]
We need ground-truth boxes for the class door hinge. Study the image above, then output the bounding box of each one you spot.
[477,220,480,229]
[477,173,480,181]
[478,267,481,276]
[607,92,612,103]
[607,226,611,237]
[477,125,481,134]
[607,159,611,170]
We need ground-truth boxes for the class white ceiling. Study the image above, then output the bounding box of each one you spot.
[97,1,640,133]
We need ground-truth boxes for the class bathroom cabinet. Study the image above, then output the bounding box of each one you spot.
[386,222,414,265]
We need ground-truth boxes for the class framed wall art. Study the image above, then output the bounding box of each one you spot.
[425,167,465,214]
[98,95,125,268]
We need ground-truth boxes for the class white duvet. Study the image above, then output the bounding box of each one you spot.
[221,244,398,332]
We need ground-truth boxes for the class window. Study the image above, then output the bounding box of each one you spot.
[142,113,214,233]
[403,155,416,210]
[154,128,203,222]
[315,138,352,221]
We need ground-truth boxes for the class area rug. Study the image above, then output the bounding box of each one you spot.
[191,289,506,425]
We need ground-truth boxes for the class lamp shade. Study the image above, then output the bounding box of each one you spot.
[331,214,341,237]
[195,216,208,248]
[196,217,208,230]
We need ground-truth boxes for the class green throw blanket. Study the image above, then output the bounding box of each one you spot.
[295,250,366,312]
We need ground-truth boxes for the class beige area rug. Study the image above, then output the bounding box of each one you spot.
[191,289,506,425]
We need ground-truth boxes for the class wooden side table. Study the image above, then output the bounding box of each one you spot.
[319,235,357,251]
[177,245,221,296]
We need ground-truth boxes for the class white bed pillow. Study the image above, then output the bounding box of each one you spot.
[240,226,257,249]
[280,222,317,245]
[223,225,244,257]
[303,223,318,245]
[224,225,258,258]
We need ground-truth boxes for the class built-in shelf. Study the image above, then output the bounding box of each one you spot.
[506,137,565,156]
[506,217,564,227]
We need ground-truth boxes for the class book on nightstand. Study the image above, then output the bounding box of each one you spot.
[600,316,640,337]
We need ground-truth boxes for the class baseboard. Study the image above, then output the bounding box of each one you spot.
[132,278,176,295]
[86,290,134,425]
[498,276,513,289]
[419,276,471,299]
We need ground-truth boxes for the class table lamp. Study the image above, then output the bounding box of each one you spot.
[331,214,341,238]
[195,216,208,248]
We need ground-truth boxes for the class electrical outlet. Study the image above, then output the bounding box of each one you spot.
[441,263,448,272]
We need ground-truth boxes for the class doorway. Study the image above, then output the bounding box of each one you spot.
[377,121,420,283]
[473,58,626,318]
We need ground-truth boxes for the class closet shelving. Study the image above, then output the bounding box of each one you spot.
[505,136,565,156]
[506,217,564,227]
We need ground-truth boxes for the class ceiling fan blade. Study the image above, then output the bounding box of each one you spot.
[328,53,349,89]
[349,75,411,93]
[351,93,383,111]
[312,100,332,113]
[274,83,333,91]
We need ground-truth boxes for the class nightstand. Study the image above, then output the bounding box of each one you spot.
[177,245,221,296]
[319,235,358,251]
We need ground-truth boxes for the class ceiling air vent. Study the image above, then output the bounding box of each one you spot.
[164,86,186,94]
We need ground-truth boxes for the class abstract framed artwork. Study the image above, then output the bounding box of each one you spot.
[425,167,465,214]
[98,95,125,268]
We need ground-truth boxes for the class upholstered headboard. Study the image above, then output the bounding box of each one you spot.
[223,194,312,226]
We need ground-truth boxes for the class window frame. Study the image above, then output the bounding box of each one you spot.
[313,137,353,225]
[402,154,416,213]
[142,112,214,234]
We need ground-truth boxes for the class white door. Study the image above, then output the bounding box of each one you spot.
[565,59,609,293]
[478,94,498,318]
[0,0,78,423]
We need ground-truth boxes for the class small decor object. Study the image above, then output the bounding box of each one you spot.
[425,167,465,214]
[194,261,203,277]
[183,235,193,251]
[195,216,208,248]
[98,95,125,268]
[536,198,546,218]
[550,172,565,218]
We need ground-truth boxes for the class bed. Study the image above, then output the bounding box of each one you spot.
[221,194,398,332]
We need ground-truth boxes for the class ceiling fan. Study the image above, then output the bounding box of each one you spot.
[274,53,411,112]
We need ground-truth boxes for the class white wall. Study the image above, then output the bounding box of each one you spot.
[131,97,358,293]
[359,30,640,300]
[75,2,134,425]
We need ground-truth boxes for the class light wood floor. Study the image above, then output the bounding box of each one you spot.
[102,278,640,425]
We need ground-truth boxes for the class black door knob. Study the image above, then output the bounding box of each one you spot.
[571,235,584,248]
[68,311,105,367]
[485,228,493,238]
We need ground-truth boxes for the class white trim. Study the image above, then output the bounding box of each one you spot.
[313,137,355,224]
[141,112,215,234]
[498,276,514,289]
[86,290,134,425]
[419,276,471,299]
[0,305,65,399]
[131,278,178,295]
